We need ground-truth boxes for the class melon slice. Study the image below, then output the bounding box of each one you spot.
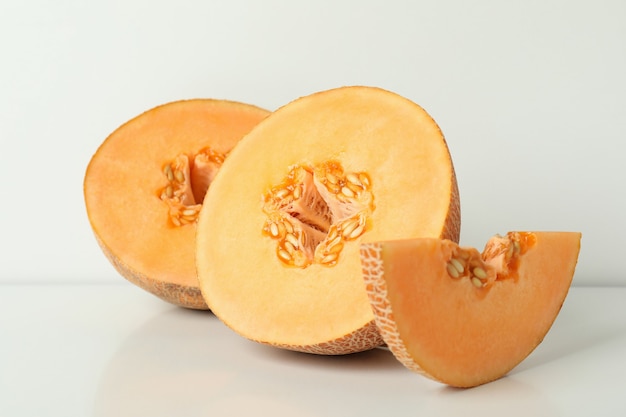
[360,231,582,387]
[196,86,460,354]
[84,99,269,309]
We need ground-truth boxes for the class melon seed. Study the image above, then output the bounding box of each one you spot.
[446,262,461,278]
[473,266,488,280]
[471,277,484,288]
[449,258,465,274]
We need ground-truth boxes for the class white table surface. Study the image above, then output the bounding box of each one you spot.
[1,283,625,417]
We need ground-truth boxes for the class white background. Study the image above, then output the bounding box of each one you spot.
[1,0,625,285]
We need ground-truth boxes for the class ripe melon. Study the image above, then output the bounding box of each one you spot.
[196,86,460,354]
[360,231,582,387]
[84,99,270,309]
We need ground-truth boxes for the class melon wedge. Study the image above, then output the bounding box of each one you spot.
[360,231,582,387]
[84,99,269,309]
[196,86,460,354]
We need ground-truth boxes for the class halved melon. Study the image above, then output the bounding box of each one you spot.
[360,231,582,387]
[84,99,269,309]
[196,86,460,353]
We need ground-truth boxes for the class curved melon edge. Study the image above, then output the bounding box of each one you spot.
[94,233,208,310]
[361,241,436,378]
[254,320,384,355]
[360,232,581,387]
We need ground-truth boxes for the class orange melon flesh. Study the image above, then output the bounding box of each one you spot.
[360,231,582,387]
[196,86,460,354]
[84,99,269,309]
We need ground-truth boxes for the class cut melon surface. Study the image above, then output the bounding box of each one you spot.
[196,86,460,354]
[360,231,582,387]
[84,99,269,309]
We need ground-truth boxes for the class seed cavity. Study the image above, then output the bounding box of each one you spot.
[446,248,491,289]
[159,146,227,227]
[262,161,375,268]
[447,232,535,289]
[481,232,535,282]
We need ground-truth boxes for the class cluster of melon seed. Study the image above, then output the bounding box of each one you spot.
[447,233,533,288]
[314,160,373,204]
[445,247,493,288]
[314,212,369,266]
[262,161,375,268]
[159,147,226,227]
[483,234,523,262]
[263,213,312,268]
[482,232,535,280]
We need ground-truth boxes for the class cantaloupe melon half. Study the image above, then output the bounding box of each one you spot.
[360,231,582,387]
[196,86,460,354]
[84,99,269,309]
